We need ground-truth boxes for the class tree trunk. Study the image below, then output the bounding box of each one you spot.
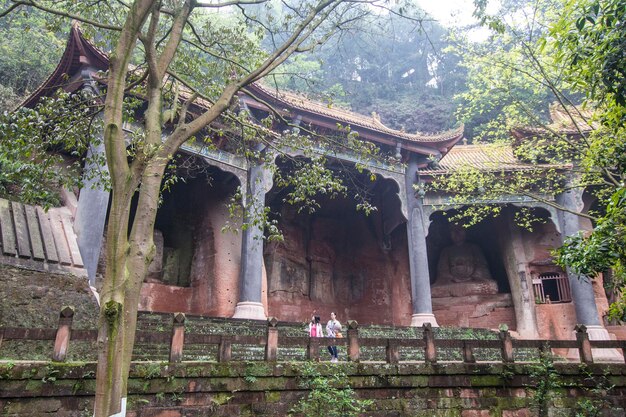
[88,0,338,413]
[93,1,154,414]
[94,190,135,417]
[93,156,166,416]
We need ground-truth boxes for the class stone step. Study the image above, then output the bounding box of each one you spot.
[0,198,86,276]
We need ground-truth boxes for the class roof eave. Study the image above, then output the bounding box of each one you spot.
[240,88,463,158]
[20,23,109,109]
[421,163,573,177]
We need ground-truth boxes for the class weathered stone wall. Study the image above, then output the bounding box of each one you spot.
[265,193,412,325]
[0,264,98,330]
[2,362,625,416]
[138,171,242,317]
[433,295,517,330]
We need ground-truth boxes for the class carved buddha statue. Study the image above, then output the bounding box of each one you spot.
[431,226,498,297]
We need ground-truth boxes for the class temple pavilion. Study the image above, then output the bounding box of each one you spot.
[2,25,622,353]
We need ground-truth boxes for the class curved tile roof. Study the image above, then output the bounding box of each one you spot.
[421,143,570,175]
[511,104,596,138]
[21,24,463,157]
[246,83,464,145]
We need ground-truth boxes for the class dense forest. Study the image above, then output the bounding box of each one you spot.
[268,9,465,133]
[0,1,64,110]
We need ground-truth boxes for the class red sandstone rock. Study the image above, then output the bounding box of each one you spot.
[461,410,491,417]
[503,409,532,417]
[431,280,499,298]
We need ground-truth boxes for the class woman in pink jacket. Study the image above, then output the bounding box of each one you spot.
[308,315,323,337]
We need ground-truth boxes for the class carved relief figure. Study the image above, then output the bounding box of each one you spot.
[266,240,308,302]
[432,225,498,297]
[308,237,335,302]
[266,205,309,302]
[307,217,337,302]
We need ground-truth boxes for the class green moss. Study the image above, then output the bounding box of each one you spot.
[133,362,163,379]
[2,359,625,415]
[104,300,122,328]
[211,393,233,406]
[470,375,504,387]
[265,391,281,403]
[24,379,44,391]
[184,365,207,378]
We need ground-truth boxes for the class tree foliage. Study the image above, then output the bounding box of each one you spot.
[0,0,64,110]
[0,91,102,207]
[289,363,373,417]
[550,0,626,319]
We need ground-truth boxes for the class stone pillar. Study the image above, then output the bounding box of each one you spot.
[557,188,622,361]
[501,216,539,338]
[556,188,601,326]
[405,155,438,327]
[74,141,110,286]
[233,163,269,320]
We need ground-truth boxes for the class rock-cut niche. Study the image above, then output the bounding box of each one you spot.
[264,161,412,325]
[145,165,241,294]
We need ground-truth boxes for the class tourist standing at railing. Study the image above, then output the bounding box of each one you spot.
[326,312,342,362]
[308,315,323,337]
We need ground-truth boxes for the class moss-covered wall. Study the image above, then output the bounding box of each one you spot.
[1,361,625,416]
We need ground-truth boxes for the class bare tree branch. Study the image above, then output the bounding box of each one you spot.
[194,0,269,7]
[2,0,123,30]
[178,92,198,127]
[156,0,193,79]
[181,37,250,73]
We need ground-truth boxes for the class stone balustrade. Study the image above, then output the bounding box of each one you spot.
[1,309,625,365]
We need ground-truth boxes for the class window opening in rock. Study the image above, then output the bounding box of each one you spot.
[532,273,571,303]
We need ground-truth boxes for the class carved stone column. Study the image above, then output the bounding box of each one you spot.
[74,141,109,286]
[502,216,539,338]
[556,188,601,326]
[233,163,271,320]
[557,187,622,361]
[405,155,438,327]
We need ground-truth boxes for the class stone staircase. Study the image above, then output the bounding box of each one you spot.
[0,198,86,276]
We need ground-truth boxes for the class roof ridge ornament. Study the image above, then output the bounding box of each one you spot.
[370,111,389,130]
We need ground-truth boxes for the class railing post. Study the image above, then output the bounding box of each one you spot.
[52,306,74,362]
[169,312,185,363]
[347,320,360,362]
[539,341,549,360]
[462,341,476,363]
[218,336,231,362]
[386,339,399,364]
[307,337,320,361]
[265,317,278,362]
[423,323,437,364]
[499,329,514,363]
[575,324,594,364]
